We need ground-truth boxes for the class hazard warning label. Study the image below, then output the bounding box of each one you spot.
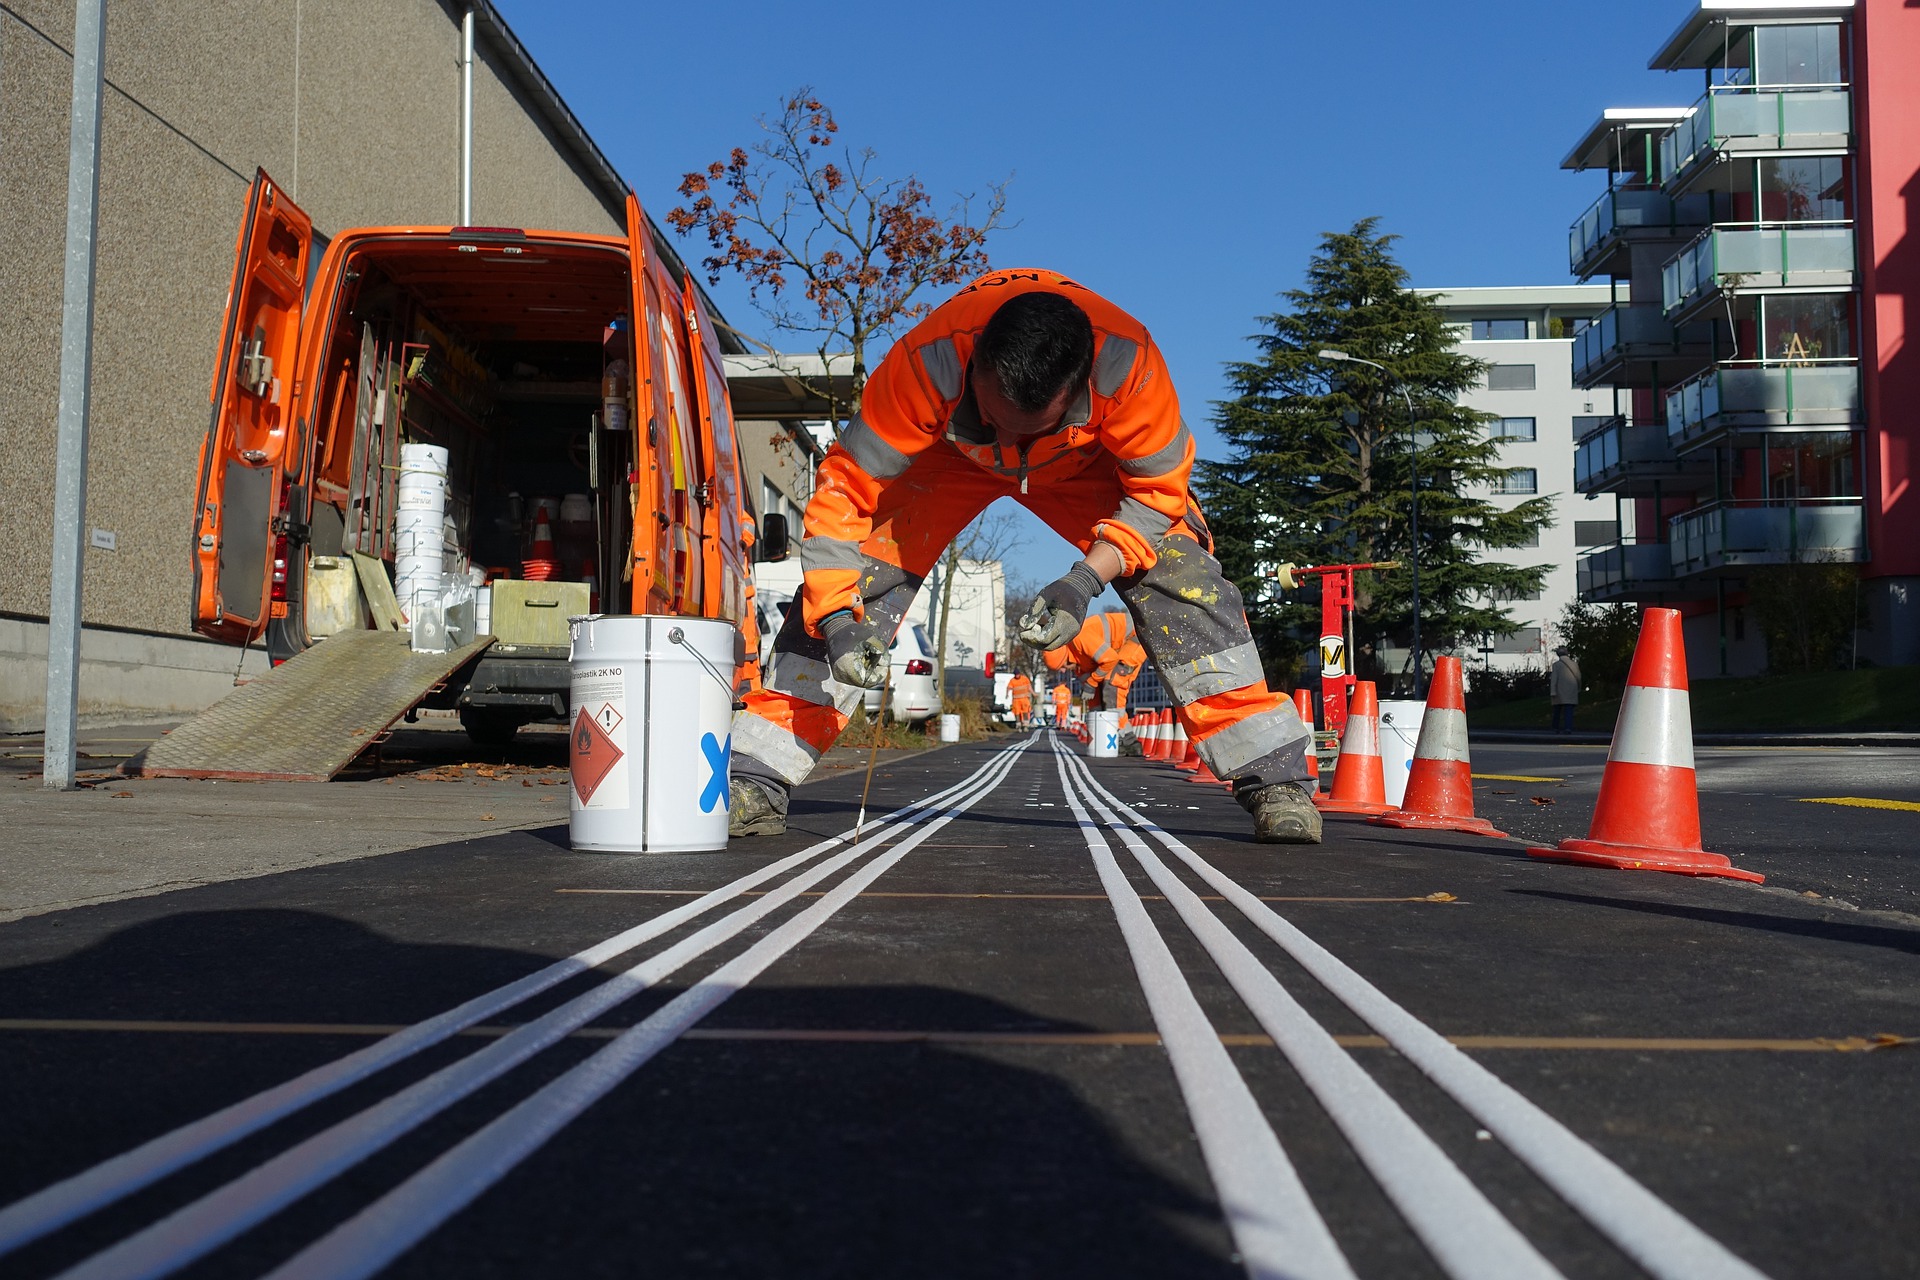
[570,666,628,808]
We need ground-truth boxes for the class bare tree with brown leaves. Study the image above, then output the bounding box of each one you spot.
[668,89,1009,430]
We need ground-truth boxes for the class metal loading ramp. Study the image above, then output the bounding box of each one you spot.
[131,632,495,781]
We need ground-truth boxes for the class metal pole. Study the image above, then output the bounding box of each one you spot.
[1400,383,1422,699]
[460,8,474,225]
[42,0,108,791]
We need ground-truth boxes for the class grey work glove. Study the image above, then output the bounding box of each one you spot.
[820,610,890,689]
[1017,561,1103,651]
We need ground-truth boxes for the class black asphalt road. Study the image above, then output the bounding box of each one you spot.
[1,732,1916,1279]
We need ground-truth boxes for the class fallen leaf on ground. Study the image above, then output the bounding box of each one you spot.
[111,791,133,799]
[479,813,494,821]
[1529,796,1556,806]
[1423,892,1458,903]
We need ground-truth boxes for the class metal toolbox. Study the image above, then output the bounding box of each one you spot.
[486,580,589,646]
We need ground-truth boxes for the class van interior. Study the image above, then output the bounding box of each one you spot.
[300,236,638,647]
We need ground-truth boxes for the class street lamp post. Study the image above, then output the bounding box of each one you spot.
[1317,349,1422,697]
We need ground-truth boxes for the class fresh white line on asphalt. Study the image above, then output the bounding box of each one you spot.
[45,740,1034,1280]
[259,739,1036,1280]
[1057,748,1563,1280]
[1048,741,1355,1280]
[1067,764,1774,1280]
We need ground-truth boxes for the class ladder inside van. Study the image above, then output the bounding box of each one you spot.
[131,631,494,781]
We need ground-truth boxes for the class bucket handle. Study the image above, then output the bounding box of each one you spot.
[668,626,736,697]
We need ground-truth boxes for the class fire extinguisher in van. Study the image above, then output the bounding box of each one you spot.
[602,316,631,432]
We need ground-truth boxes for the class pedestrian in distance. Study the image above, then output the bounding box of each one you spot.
[1007,670,1034,728]
[1550,644,1582,734]
[726,268,1320,843]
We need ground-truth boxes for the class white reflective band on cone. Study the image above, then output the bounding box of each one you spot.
[1413,707,1470,763]
[1343,716,1379,757]
[1609,687,1694,770]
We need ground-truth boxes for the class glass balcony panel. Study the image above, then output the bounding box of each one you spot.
[1662,227,1855,314]
[1578,542,1678,598]
[1660,89,1851,184]
[1569,189,1681,274]
[1667,363,1861,444]
[1669,499,1865,575]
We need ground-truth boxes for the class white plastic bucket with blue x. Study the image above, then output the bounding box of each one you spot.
[567,615,738,853]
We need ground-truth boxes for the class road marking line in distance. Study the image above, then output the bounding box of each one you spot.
[3,740,1034,1268]
[3,1020,1904,1052]
[1798,796,1920,812]
[1051,742,1356,1280]
[555,889,1460,903]
[1066,764,1774,1280]
[258,741,1036,1280]
[1059,747,1562,1280]
[1471,773,1562,782]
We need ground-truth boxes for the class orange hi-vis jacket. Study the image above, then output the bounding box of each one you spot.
[1008,673,1033,703]
[1044,612,1145,694]
[1052,683,1072,716]
[800,269,1193,633]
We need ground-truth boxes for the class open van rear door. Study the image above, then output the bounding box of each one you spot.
[683,279,747,625]
[192,169,312,643]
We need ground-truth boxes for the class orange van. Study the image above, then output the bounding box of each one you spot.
[192,170,775,744]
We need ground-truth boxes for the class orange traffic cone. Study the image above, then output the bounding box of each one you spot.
[1292,688,1319,792]
[1371,656,1505,837]
[1148,709,1168,760]
[522,502,558,581]
[1315,681,1394,815]
[1172,714,1199,770]
[1529,609,1761,882]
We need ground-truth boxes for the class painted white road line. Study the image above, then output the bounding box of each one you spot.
[1049,742,1356,1280]
[259,741,1037,1280]
[1068,764,1773,1280]
[47,740,1034,1280]
[1058,749,1563,1280]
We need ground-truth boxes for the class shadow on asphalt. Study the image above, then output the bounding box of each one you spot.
[0,908,1237,1278]
[1511,889,1920,956]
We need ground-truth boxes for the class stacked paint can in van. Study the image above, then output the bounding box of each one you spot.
[394,443,448,623]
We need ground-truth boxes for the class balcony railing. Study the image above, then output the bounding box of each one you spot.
[1661,224,1856,316]
[1665,361,1862,447]
[1669,498,1866,576]
[1574,417,1710,493]
[1659,87,1852,184]
[1568,189,1707,278]
[1578,542,1684,600]
[1572,303,1713,385]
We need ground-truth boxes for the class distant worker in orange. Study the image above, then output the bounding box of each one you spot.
[1044,611,1147,719]
[1051,681,1072,728]
[727,268,1319,843]
[1008,671,1034,727]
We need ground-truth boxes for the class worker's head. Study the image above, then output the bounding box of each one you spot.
[1043,646,1068,670]
[972,293,1094,437]
[1555,645,1570,657]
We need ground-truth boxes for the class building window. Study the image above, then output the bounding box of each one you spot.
[1471,319,1529,341]
[1486,364,1536,391]
[1492,469,1538,495]
[1491,627,1543,654]
[1488,586,1544,602]
[1490,417,1537,442]
[1574,520,1619,546]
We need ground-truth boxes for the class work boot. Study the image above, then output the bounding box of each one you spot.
[1118,730,1144,757]
[728,777,789,837]
[1238,781,1323,845]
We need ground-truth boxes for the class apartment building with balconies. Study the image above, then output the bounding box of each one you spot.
[1563,0,1920,675]
[1418,287,1615,673]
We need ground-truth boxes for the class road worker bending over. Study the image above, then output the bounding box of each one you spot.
[1045,611,1147,718]
[1045,611,1150,754]
[1007,671,1034,727]
[728,268,1320,843]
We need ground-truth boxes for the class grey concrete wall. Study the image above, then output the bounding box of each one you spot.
[0,0,628,728]
[0,615,270,732]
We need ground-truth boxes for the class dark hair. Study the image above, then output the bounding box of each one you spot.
[975,292,1095,411]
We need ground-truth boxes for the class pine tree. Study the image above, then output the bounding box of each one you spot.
[1199,220,1553,689]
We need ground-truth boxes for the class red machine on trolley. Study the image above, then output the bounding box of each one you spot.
[1272,560,1399,738]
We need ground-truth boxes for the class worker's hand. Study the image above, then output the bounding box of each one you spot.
[1017,561,1103,651]
[820,611,890,689]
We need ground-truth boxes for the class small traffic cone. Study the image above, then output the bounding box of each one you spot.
[1315,681,1394,815]
[1147,710,1168,760]
[1529,609,1762,882]
[1172,714,1199,770]
[1371,656,1505,837]
[522,502,557,581]
[1292,688,1319,793]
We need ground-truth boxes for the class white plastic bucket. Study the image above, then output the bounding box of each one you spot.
[1377,699,1427,809]
[568,615,738,853]
[938,714,960,742]
[1088,710,1121,758]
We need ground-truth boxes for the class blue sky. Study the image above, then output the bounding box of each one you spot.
[498,0,1704,581]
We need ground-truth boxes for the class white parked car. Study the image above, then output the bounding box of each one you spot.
[758,593,938,725]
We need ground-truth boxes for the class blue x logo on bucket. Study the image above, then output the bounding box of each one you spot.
[699,732,732,813]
